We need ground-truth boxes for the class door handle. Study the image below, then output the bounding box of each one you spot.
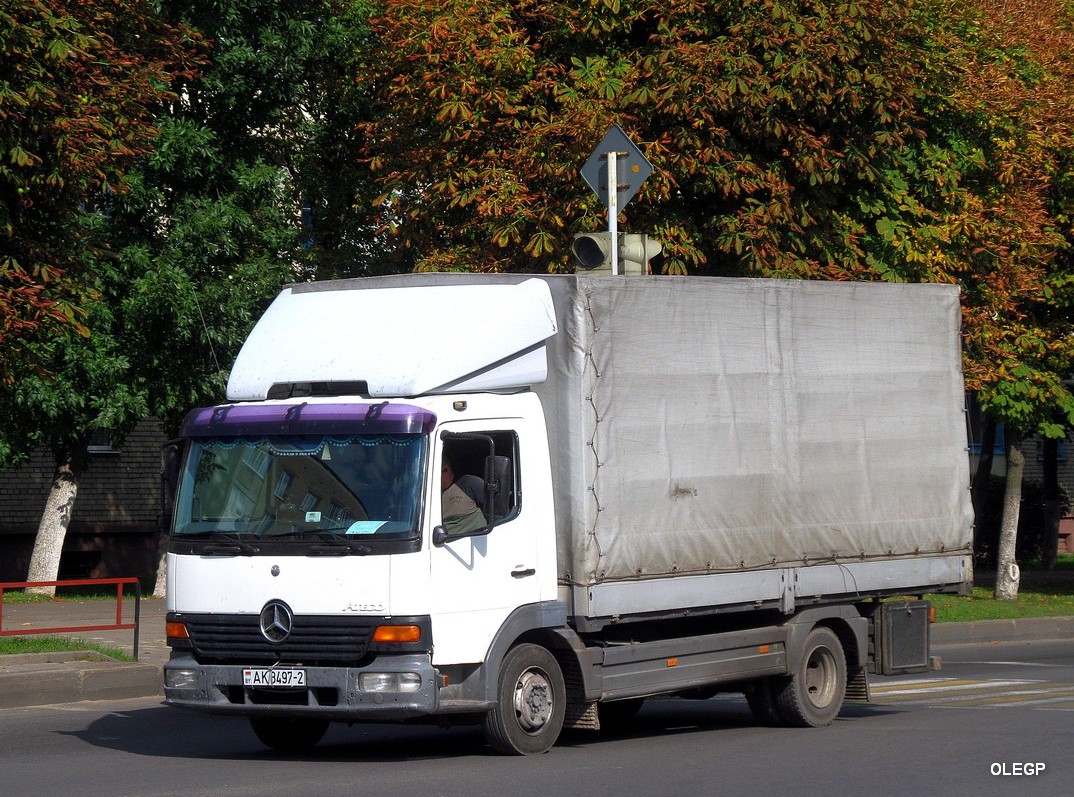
[511,567,536,579]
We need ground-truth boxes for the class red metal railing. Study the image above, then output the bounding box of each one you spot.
[0,577,142,661]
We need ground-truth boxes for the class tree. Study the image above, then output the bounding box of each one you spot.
[102,0,382,593]
[109,0,383,439]
[6,0,383,596]
[359,0,949,275]
[0,0,199,386]
[0,0,200,594]
[17,238,150,595]
[942,0,1074,598]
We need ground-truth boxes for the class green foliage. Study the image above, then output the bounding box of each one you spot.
[102,0,383,432]
[950,0,1074,437]
[0,209,149,469]
[0,0,200,384]
[362,0,949,275]
[1,0,384,461]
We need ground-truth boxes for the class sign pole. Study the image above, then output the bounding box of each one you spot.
[580,125,652,273]
[607,150,618,276]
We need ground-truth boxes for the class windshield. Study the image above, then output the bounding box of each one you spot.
[173,434,426,540]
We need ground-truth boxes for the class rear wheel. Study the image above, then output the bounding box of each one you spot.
[249,716,330,752]
[775,627,846,727]
[483,643,566,755]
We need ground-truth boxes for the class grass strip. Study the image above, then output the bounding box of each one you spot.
[929,586,1074,623]
[0,635,131,662]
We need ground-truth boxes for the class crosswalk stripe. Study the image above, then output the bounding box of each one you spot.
[871,678,976,692]
[923,687,1074,704]
[871,679,1036,697]
[869,677,1074,710]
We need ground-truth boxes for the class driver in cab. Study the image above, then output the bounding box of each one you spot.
[441,455,487,535]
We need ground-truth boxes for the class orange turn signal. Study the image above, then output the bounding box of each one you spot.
[166,621,190,639]
[372,624,421,643]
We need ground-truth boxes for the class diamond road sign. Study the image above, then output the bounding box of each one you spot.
[580,124,653,210]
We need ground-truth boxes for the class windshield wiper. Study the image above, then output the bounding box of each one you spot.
[201,534,260,555]
[308,538,373,556]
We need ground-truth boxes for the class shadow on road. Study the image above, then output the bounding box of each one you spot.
[57,696,902,762]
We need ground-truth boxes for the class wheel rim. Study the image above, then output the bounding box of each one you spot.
[513,668,554,733]
[803,645,838,708]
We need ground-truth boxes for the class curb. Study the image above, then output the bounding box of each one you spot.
[932,615,1074,646]
[0,651,162,709]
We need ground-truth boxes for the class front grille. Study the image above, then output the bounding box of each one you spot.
[181,613,376,665]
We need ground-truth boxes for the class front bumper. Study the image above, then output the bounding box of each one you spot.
[163,654,439,721]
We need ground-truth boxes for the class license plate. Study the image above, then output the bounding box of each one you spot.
[243,668,306,687]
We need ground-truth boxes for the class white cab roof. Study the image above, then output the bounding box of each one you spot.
[227,277,558,400]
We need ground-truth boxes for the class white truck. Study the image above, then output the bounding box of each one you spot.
[162,273,973,754]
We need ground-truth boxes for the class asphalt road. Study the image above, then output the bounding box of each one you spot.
[2,638,1071,797]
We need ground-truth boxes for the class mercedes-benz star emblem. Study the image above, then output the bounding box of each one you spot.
[259,600,293,644]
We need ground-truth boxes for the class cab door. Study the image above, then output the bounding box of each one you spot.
[428,422,538,665]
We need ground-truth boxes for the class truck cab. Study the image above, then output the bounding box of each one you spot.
[164,278,570,753]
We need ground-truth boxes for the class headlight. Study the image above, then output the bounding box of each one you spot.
[358,672,422,693]
[165,668,200,689]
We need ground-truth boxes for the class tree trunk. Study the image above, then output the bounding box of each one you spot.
[153,441,181,598]
[25,446,84,597]
[1042,437,1061,570]
[994,430,1024,601]
[153,542,167,598]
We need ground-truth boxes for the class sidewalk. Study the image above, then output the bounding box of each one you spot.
[0,597,167,709]
[1,598,1072,710]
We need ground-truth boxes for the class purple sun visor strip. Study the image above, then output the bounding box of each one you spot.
[181,402,437,438]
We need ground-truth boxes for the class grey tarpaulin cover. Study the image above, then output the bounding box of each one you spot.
[264,273,973,592]
[534,276,974,588]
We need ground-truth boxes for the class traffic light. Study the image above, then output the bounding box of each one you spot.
[572,233,662,275]
[619,234,662,274]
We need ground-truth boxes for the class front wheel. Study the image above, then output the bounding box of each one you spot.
[249,716,330,752]
[775,626,847,727]
[483,643,566,755]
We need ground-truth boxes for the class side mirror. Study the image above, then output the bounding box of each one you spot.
[432,525,449,546]
[484,454,512,520]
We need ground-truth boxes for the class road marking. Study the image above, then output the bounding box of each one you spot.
[874,677,959,687]
[922,687,1074,704]
[942,660,1060,668]
[871,679,1035,697]
[871,678,1074,710]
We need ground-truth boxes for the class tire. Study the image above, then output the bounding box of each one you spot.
[745,677,786,727]
[775,626,847,727]
[597,697,644,731]
[483,643,566,755]
[249,716,330,752]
